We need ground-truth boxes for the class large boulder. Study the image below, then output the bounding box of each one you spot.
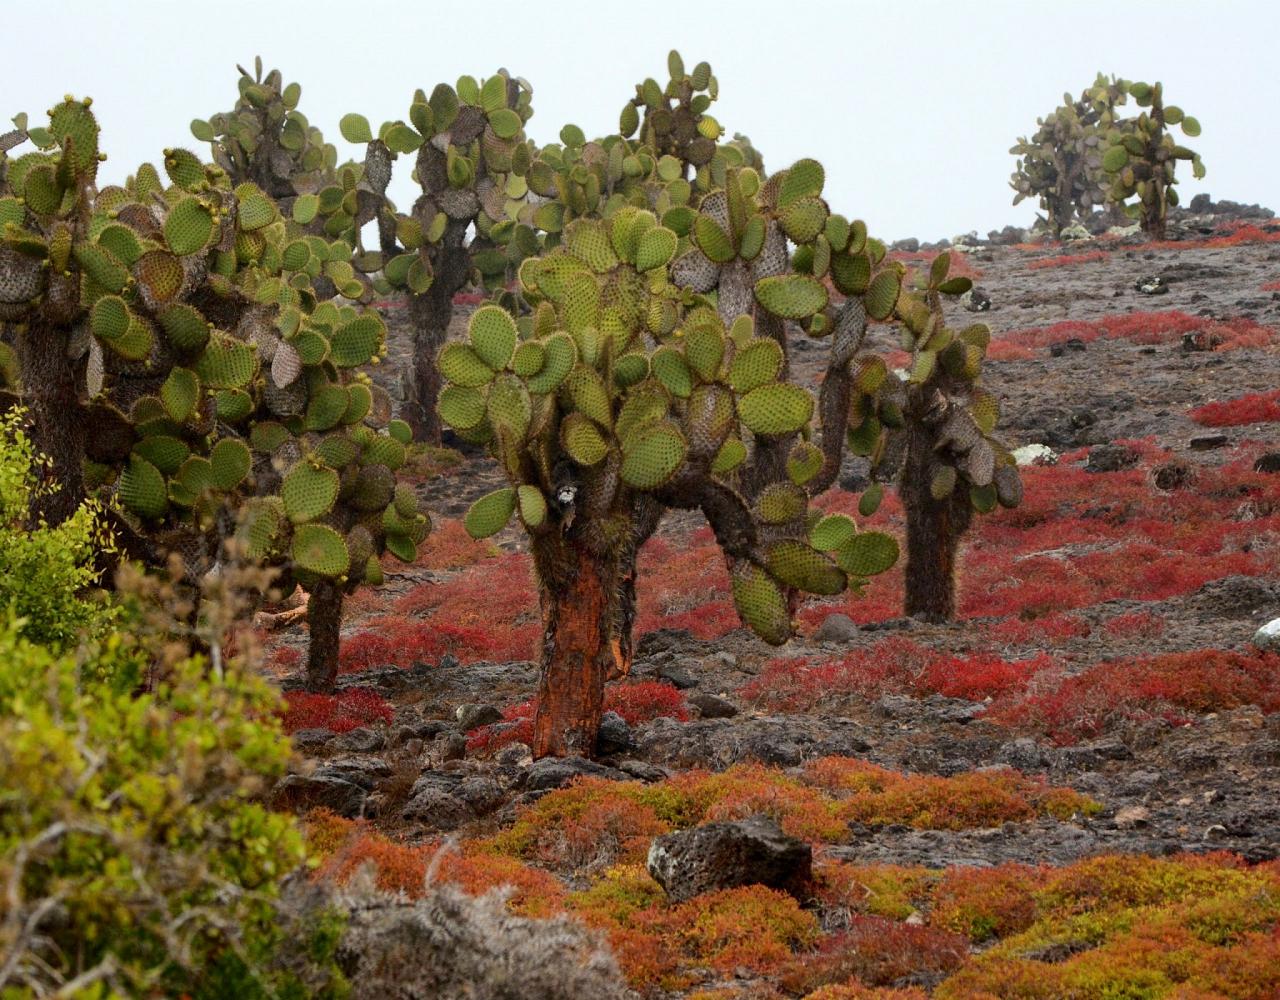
[647,815,812,903]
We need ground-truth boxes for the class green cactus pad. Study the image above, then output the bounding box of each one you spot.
[393,483,419,519]
[512,341,546,378]
[350,464,395,512]
[291,523,350,578]
[250,421,291,453]
[438,384,487,431]
[236,185,276,231]
[566,220,619,273]
[132,436,189,475]
[766,540,846,595]
[787,440,824,485]
[693,214,735,264]
[561,412,609,466]
[439,342,496,388]
[89,295,131,343]
[215,389,253,423]
[238,498,285,560]
[388,419,413,446]
[163,197,214,256]
[210,438,252,491]
[526,333,576,395]
[517,484,547,528]
[342,383,373,425]
[858,482,883,517]
[469,306,518,370]
[97,224,143,266]
[930,464,958,500]
[778,159,825,209]
[613,353,650,388]
[754,274,828,319]
[810,513,858,551]
[464,487,516,539]
[620,421,686,490]
[158,304,210,355]
[361,435,406,471]
[635,226,678,273]
[712,437,746,474]
[730,561,791,646]
[757,482,808,524]
[728,339,784,394]
[118,455,168,519]
[74,244,129,295]
[835,531,899,577]
[330,314,384,367]
[651,346,694,399]
[315,434,360,469]
[684,324,725,383]
[566,365,612,427]
[110,315,155,362]
[863,270,902,321]
[830,251,872,296]
[304,384,349,432]
[194,335,255,389]
[486,373,532,439]
[282,461,339,523]
[970,483,998,514]
[738,383,813,436]
[780,197,827,244]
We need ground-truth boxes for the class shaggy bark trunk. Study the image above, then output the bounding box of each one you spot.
[531,533,634,759]
[407,221,472,445]
[305,579,344,693]
[16,320,84,526]
[901,421,972,622]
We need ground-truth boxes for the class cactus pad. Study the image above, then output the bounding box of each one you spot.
[730,561,791,646]
[282,461,339,523]
[619,421,686,490]
[469,305,518,370]
[766,540,846,595]
[737,383,813,436]
[464,487,516,539]
[835,531,899,578]
[118,455,168,519]
[291,524,350,578]
[754,274,828,319]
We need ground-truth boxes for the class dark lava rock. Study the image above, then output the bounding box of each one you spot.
[1192,576,1280,617]
[655,661,699,689]
[290,728,334,751]
[597,711,636,756]
[814,612,859,642]
[1152,461,1195,491]
[273,774,367,818]
[892,237,920,252]
[331,727,386,753]
[525,755,629,792]
[996,738,1050,773]
[317,756,393,789]
[456,703,504,731]
[1134,275,1168,295]
[988,225,1027,245]
[647,816,812,902]
[1190,434,1230,451]
[453,775,506,815]
[964,287,992,312]
[403,771,475,829]
[1086,443,1141,473]
[438,731,468,761]
[689,692,739,719]
[1254,452,1280,474]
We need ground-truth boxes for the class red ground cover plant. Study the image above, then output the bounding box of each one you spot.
[280,687,394,733]
[468,680,690,754]
[1190,389,1280,427]
[983,612,1091,645]
[338,619,497,672]
[1026,250,1109,270]
[987,310,1275,360]
[1262,278,1280,292]
[412,517,499,570]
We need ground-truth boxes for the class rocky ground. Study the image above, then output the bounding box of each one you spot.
[266,207,1280,997]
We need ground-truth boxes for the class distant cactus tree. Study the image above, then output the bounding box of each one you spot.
[858,254,1023,620]
[1009,74,1128,236]
[440,54,926,758]
[1099,80,1204,240]
[0,98,429,690]
[334,71,540,442]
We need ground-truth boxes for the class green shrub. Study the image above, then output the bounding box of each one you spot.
[0,408,115,650]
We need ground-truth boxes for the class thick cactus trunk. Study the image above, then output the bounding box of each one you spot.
[305,579,344,693]
[16,321,84,526]
[901,421,972,622]
[407,221,472,445]
[530,533,636,759]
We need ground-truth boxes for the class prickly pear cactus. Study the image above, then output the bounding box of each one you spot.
[333,71,540,440]
[1099,80,1204,240]
[1009,74,1129,235]
[192,57,338,201]
[0,97,429,680]
[845,251,1022,619]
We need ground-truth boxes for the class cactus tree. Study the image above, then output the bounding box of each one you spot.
[335,71,539,442]
[0,98,428,688]
[441,55,927,758]
[1009,74,1128,235]
[1099,81,1204,240]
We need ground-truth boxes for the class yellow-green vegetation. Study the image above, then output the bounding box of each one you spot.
[0,429,345,998]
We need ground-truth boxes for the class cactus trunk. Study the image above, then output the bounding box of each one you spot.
[531,532,634,759]
[16,320,85,526]
[901,420,972,621]
[305,578,344,693]
[407,221,472,445]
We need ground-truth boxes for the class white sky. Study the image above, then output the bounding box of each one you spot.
[7,0,1276,241]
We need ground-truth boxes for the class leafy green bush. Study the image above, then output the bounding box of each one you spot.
[0,408,115,650]
[0,412,346,997]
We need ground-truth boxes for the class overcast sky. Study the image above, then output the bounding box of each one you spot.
[7,0,1275,241]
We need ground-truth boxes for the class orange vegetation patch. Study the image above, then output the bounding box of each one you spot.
[988,310,1276,360]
